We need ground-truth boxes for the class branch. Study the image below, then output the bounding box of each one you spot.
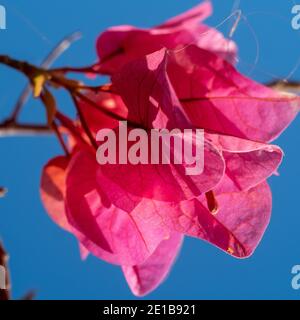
[266,80,300,92]
[50,65,99,74]
[0,241,11,300]
[0,121,52,137]
[0,188,7,198]
[9,32,82,122]
[0,55,38,75]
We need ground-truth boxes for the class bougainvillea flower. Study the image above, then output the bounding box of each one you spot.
[40,4,300,296]
[96,1,237,74]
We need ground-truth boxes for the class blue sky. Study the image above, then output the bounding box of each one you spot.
[1,0,300,300]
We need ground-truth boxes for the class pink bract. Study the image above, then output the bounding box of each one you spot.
[96,1,237,74]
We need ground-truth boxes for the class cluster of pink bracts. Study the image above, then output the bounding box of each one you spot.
[40,2,299,296]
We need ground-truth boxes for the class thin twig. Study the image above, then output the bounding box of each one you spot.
[0,55,39,74]
[266,80,300,92]
[52,121,70,157]
[0,122,52,137]
[55,111,87,145]
[0,241,11,300]
[71,95,97,149]
[8,32,82,122]
[50,64,98,74]
[0,187,7,198]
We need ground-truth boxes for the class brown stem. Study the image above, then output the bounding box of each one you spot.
[0,121,52,137]
[50,64,99,75]
[73,84,114,93]
[52,121,70,157]
[49,72,113,93]
[0,241,11,300]
[0,55,42,77]
[8,32,82,122]
[71,95,98,149]
[55,111,86,145]
[0,187,7,198]
[266,80,300,92]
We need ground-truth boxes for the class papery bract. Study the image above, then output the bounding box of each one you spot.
[126,179,271,258]
[206,133,283,192]
[166,45,299,142]
[41,156,70,231]
[96,1,237,74]
[40,155,89,259]
[78,91,128,135]
[65,149,171,266]
[122,232,183,296]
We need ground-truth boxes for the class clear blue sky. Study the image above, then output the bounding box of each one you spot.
[1,0,300,300]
